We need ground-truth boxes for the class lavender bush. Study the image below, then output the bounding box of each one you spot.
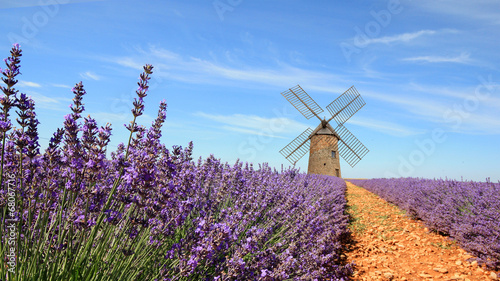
[349,178,500,270]
[0,44,352,280]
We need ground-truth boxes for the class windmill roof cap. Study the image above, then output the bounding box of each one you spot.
[317,127,334,135]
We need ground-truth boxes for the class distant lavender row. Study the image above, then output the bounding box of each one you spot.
[348,178,500,270]
[0,44,352,280]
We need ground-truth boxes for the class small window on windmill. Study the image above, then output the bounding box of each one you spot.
[331,150,336,158]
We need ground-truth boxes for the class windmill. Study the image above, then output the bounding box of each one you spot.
[279,85,369,177]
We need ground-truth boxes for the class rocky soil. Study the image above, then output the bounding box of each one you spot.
[345,181,499,281]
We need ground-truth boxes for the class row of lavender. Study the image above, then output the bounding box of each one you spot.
[0,44,352,280]
[348,178,500,270]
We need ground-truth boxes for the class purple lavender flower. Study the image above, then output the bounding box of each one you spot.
[0,43,22,92]
[0,120,12,133]
[1,44,24,188]
[25,104,40,160]
[75,215,85,224]
[70,81,86,118]
[130,64,153,118]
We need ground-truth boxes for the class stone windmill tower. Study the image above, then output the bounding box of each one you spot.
[279,85,369,177]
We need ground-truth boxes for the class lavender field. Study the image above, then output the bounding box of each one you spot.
[348,178,500,270]
[0,45,353,280]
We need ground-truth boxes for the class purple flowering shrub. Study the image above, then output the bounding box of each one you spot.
[349,178,500,270]
[0,44,352,280]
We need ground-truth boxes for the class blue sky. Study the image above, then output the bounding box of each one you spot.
[1,0,499,181]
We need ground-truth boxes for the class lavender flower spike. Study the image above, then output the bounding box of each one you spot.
[130,64,153,118]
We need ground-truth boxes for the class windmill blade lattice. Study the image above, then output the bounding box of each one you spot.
[279,127,313,165]
[281,85,324,120]
[334,124,369,167]
[326,86,366,125]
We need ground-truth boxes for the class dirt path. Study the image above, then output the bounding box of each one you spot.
[344,181,499,281]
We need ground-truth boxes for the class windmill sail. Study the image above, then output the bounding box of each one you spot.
[281,85,323,120]
[279,127,313,165]
[326,86,365,125]
[334,124,369,167]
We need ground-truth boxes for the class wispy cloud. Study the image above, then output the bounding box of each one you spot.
[18,80,42,88]
[50,83,72,89]
[363,90,446,118]
[108,46,346,89]
[172,9,184,18]
[102,45,498,136]
[355,29,459,47]
[364,30,437,45]
[408,82,500,106]
[89,112,154,127]
[364,86,500,135]
[80,71,101,81]
[452,112,500,134]
[23,90,72,111]
[87,112,128,126]
[221,126,286,139]
[195,112,308,137]
[198,109,424,138]
[349,117,423,137]
[402,52,472,64]
[26,91,60,104]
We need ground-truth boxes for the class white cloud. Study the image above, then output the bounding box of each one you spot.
[364,87,500,135]
[22,91,72,112]
[349,117,423,137]
[27,91,60,104]
[18,80,41,88]
[221,126,286,139]
[150,47,181,61]
[110,46,346,89]
[87,112,128,126]
[402,52,472,64]
[364,30,437,45]
[89,112,154,127]
[172,9,184,18]
[355,29,459,47]
[80,71,101,81]
[50,83,72,89]
[408,83,500,109]
[112,57,143,71]
[104,46,499,136]
[363,90,445,117]
[453,112,500,134]
[195,112,309,137]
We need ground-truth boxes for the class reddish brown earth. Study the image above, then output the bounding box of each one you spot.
[344,181,499,281]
